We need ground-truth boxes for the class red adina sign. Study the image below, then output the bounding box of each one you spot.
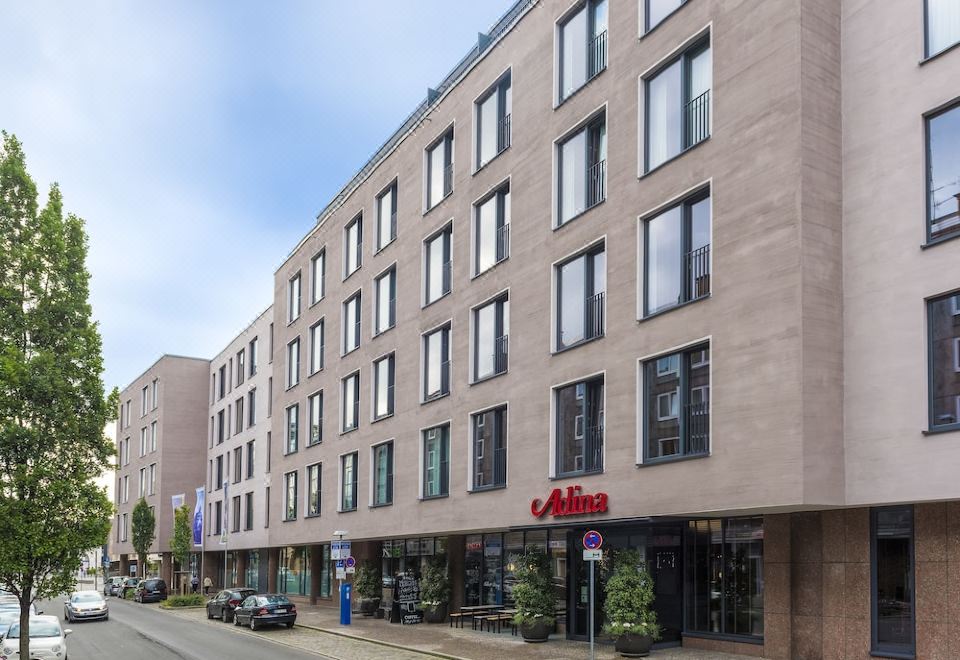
[530,485,608,518]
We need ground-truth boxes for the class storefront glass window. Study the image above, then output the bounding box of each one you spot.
[548,529,569,613]
[872,506,914,655]
[482,534,504,605]
[503,532,525,605]
[277,546,311,596]
[246,551,259,591]
[321,544,331,598]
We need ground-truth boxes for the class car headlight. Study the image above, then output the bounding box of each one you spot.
[3,647,11,654]
[51,645,60,652]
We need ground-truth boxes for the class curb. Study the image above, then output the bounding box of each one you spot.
[293,622,472,660]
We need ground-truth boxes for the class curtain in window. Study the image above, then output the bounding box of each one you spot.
[928,0,960,55]
[647,60,682,169]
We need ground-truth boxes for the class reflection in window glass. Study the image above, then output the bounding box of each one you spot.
[927,0,960,56]
[928,293,960,429]
[873,507,914,654]
[927,104,960,241]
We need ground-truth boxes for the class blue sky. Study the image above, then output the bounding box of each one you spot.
[0,0,510,391]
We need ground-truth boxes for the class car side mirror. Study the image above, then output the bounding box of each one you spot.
[63,629,72,636]
[36,610,43,615]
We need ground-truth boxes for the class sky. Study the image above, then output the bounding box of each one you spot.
[0,0,510,391]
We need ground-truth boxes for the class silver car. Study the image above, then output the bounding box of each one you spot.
[1,615,71,659]
[63,590,107,622]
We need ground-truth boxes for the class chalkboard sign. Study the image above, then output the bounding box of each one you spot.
[394,573,422,625]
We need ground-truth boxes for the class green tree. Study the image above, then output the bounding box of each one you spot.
[0,132,116,658]
[131,498,155,578]
[170,505,191,590]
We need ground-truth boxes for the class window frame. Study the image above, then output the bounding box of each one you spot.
[924,0,960,59]
[474,70,512,171]
[924,100,960,245]
[342,290,362,355]
[283,470,298,521]
[422,323,452,402]
[284,403,299,455]
[554,241,606,352]
[556,110,607,227]
[340,451,359,512]
[310,248,326,305]
[421,423,450,499]
[306,462,322,518]
[374,265,397,336]
[472,292,509,383]
[557,0,609,104]
[372,352,396,421]
[471,404,508,491]
[341,371,361,434]
[926,291,960,432]
[307,390,323,446]
[870,505,916,657]
[376,180,398,252]
[287,271,302,324]
[309,318,325,375]
[343,213,363,279]
[425,127,455,211]
[472,181,511,276]
[553,375,605,477]
[371,440,394,507]
[423,223,453,306]
[286,337,300,389]
[643,0,686,34]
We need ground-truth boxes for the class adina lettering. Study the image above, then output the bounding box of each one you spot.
[530,485,608,518]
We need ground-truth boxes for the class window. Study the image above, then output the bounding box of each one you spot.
[685,518,764,638]
[285,403,299,455]
[375,267,397,335]
[236,349,245,385]
[234,397,244,433]
[264,486,270,528]
[558,0,608,102]
[644,189,711,315]
[247,388,256,427]
[872,506,914,656]
[122,476,129,503]
[422,424,450,498]
[644,38,711,171]
[342,371,360,433]
[286,338,300,388]
[310,249,326,304]
[215,455,224,488]
[372,441,394,506]
[288,272,302,323]
[249,337,258,376]
[376,182,398,250]
[926,103,960,242]
[424,225,452,304]
[139,427,147,456]
[141,386,148,416]
[373,353,395,420]
[558,114,606,225]
[474,184,510,275]
[150,421,157,452]
[556,244,606,350]
[344,214,362,277]
[151,378,158,409]
[283,471,297,521]
[423,324,451,401]
[214,501,222,535]
[645,0,685,32]
[148,463,156,495]
[216,410,225,444]
[644,343,710,461]
[472,405,507,490]
[244,492,254,530]
[343,292,361,354]
[308,391,323,446]
[306,463,321,517]
[121,513,128,542]
[124,400,131,427]
[927,292,960,431]
[340,452,358,511]
[233,447,242,483]
[926,0,960,57]
[231,495,241,533]
[309,319,325,374]
[426,128,454,209]
[555,376,604,476]
[245,440,255,479]
[473,295,509,381]
[476,72,512,168]
[267,378,273,417]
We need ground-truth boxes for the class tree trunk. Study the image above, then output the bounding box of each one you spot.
[20,585,32,660]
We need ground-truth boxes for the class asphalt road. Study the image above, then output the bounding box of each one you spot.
[36,596,323,660]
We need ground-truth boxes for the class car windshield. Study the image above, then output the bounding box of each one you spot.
[260,596,290,605]
[7,621,61,638]
[71,593,102,603]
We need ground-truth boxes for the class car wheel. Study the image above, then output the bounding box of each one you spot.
[285,622,294,629]
[221,610,228,623]
[250,617,258,631]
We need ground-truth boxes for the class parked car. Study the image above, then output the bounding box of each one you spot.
[0,615,71,659]
[104,577,125,597]
[232,594,296,631]
[64,590,108,622]
[206,589,257,623]
[134,578,168,603]
[119,577,139,599]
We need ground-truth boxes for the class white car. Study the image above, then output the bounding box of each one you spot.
[63,591,107,622]
[0,615,71,660]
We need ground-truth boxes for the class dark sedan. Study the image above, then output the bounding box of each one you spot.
[134,578,168,603]
[232,594,297,631]
[205,588,256,623]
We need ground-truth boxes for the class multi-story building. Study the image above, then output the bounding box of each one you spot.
[110,0,960,657]
[111,355,209,583]
[203,307,273,591]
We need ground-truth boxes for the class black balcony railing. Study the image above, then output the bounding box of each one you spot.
[440,359,450,395]
[498,113,511,154]
[588,30,607,79]
[494,334,509,375]
[685,243,711,301]
[443,162,454,197]
[684,89,710,149]
[496,223,510,263]
[684,400,709,456]
[441,260,452,295]
[584,424,604,473]
[587,159,606,208]
[390,210,398,242]
[585,291,606,340]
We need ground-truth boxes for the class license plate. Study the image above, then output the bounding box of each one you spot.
[275,608,287,614]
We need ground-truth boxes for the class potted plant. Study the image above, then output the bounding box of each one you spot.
[511,550,555,643]
[353,562,382,616]
[420,556,451,623]
[603,549,661,657]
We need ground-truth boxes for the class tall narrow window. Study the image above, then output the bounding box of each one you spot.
[247,388,256,427]
[236,349,245,385]
[310,249,326,304]
[645,0,684,32]
[342,371,360,433]
[926,103,960,242]
[307,391,323,446]
[309,319,325,374]
[872,506,914,656]
[286,338,300,388]
[645,38,711,171]
[150,421,157,452]
[927,0,960,57]
[423,325,451,401]
[476,73,512,168]
[283,471,298,521]
[372,441,394,506]
[555,376,604,476]
[216,410,225,444]
[231,495,240,532]
[306,463,321,517]
[373,353,395,420]
[376,182,398,250]
[375,267,397,334]
[424,226,452,304]
[140,427,147,456]
[233,446,242,483]
[558,114,606,225]
[245,439,255,479]
[343,292,361,354]
[473,295,509,381]
[249,337,258,376]
[288,272,301,323]
[244,492,254,530]
[234,397,244,433]
[285,403,299,455]
[927,292,960,431]
[344,214,362,278]
[644,189,711,315]
[472,405,507,490]
[645,344,710,461]
[474,184,511,275]
[141,386,148,416]
[422,424,450,498]
[556,244,606,350]
[340,452,358,511]
[426,129,454,210]
[151,378,158,409]
[558,0,608,102]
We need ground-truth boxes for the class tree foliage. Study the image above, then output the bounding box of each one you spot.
[170,504,191,585]
[0,132,116,657]
[419,555,450,606]
[511,549,555,626]
[131,498,155,578]
[602,549,661,640]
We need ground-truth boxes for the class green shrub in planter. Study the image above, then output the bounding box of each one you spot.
[603,549,661,656]
[420,556,450,623]
[512,550,554,642]
[162,594,205,608]
[353,562,381,615]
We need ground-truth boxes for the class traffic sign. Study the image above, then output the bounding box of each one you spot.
[345,556,356,568]
[583,549,602,561]
[583,530,603,550]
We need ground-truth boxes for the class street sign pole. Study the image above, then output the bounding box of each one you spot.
[581,530,603,660]
[589,558,595,660]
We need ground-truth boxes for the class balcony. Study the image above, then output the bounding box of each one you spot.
[585,291,606,340]
[494,334,509,375]
[498,113,511,154]
[587,159,606,209]
[583,424,604,473]
[496,223,510,264]
[684,89,710,149]
[684,400,709,456]
[685,243,711,300]
[588,30,607,79]
[443,162,454,198]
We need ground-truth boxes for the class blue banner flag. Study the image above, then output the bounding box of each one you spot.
[193,487,205,547]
